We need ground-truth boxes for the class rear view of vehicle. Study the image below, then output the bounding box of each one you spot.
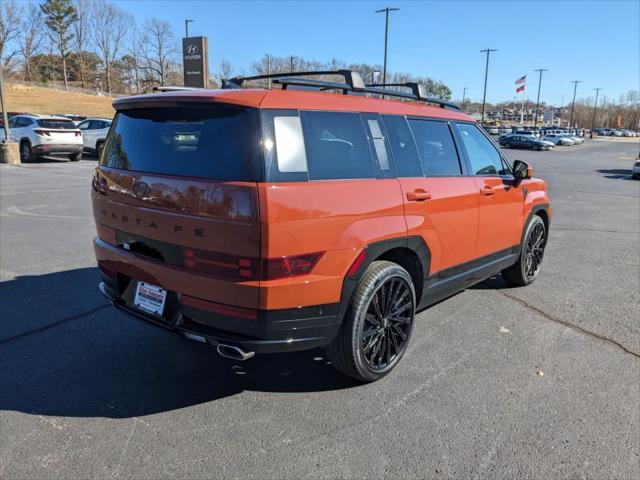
[7,114,83,162]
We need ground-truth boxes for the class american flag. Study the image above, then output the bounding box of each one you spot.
[516,84,525,93]
[515,75,526,85]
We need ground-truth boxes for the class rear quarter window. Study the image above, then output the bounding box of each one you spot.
[300,111,375,180]
[101,105,262,181]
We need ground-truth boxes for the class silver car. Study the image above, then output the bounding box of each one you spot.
[543,134,575,146]
[77,118,112,158]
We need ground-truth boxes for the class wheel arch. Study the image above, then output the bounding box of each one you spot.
[336,236,431,327]
[522,203,550,247]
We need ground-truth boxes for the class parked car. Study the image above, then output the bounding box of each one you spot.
[2,114,83,162]
[543,134,575,146]
[483,125,500,135]
[562,134,584,144]
[633,156,640,180]
[78,117,112,157]
[92,70,551,382]
[500,134,554,150]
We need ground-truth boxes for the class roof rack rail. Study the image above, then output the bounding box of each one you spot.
[222,70,460,111]
[365,82,460,110]
[223,70,366,91]
[151,86,200,92]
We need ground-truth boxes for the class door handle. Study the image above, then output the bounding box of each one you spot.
[480,186,496,196]
[406,189,431,202]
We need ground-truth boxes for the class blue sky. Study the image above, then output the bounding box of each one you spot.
[117,0,639,105]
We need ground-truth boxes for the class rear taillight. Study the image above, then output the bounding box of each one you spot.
[261,252,324,280]
[183,247,258,281]
[75,131,81,137]
[96,223,117,246]
[181,248,324,281]
[34,129,50,136]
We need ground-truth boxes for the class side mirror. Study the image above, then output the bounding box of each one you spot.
[513,160,532,180]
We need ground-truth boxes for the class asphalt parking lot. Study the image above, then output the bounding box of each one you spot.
[1,140,639,479]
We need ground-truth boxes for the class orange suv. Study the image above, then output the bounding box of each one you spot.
[92,71,551,382]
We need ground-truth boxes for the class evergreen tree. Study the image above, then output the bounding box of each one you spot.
[40,0,77,90]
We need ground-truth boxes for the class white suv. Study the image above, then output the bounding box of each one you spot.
[77,118,112,158]
[4,114,83,162]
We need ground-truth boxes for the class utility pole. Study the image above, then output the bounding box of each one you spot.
[569,80,582,127]
[375,7,400,86]
[289,56,296,72]
[185,19,194,38]
[592,88,602,129]
[462,87,468,111]
[479,48,497,126]
[266,54,272,89]
[533,68,548,127]
[0,67,10,141]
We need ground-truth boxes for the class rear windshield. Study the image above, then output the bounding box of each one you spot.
[38,119,76,129]
[101,105,262,181]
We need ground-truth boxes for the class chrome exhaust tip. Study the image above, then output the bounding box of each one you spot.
[216,343,255,361]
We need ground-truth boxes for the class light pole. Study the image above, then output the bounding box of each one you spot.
[375,7,400,86]
[479,48,497,126]
[533,68,548,127]
[462,87,468,111]
[569,80,582,127]
[266,54,272,89]
[289,56,297,72]
[185,19,194,38]
[592,88,602,129]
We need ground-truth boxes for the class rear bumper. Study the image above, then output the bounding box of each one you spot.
[99,272,339,353]
[33,143,82,157]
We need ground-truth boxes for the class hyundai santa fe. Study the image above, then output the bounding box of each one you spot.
[92,70,551,382]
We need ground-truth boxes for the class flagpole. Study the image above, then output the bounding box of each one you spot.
[520,88,525,125]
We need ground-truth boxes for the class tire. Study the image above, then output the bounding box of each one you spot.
[96,141,105,159]
[632,173,640,180]
[19,140,33,163]
[504,143,511,149]
[502,215,547,287]
[69,152,82,162]
[326,260,416,382]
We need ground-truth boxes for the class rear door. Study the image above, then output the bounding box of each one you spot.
[384,115,479,275]
[94,103,263,308]
[453,122,525,259]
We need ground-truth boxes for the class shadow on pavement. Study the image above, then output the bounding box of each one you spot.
[595,168,634,180]
[0,268,358,419]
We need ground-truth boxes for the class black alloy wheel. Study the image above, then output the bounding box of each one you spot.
[523,220,546,282]
[360,276,413,371]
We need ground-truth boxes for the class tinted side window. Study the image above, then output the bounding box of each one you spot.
[409,119,462,176]
[300,111,375,180]
[455,123,508,176]
[381,115,422,177]
[8,117,19,128]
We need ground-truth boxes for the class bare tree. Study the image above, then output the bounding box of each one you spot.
[0,0,22,73]
[72,0,92,90]
[124,25,144,94]
[92,0,130,94]
[218,60,233,80]
[18,2,45,81]
[141,18,177,86]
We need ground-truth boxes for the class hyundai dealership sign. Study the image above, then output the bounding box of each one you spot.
[182,37,209,88]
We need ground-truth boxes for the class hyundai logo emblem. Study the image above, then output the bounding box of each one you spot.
[132,180,149,198]
[187,44,199,55]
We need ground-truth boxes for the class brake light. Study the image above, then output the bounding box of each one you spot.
[261,252,324,280]
[183,247,258,280]
[34,129,50,136]
[75,131,81,137]
[96,223,117,246]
